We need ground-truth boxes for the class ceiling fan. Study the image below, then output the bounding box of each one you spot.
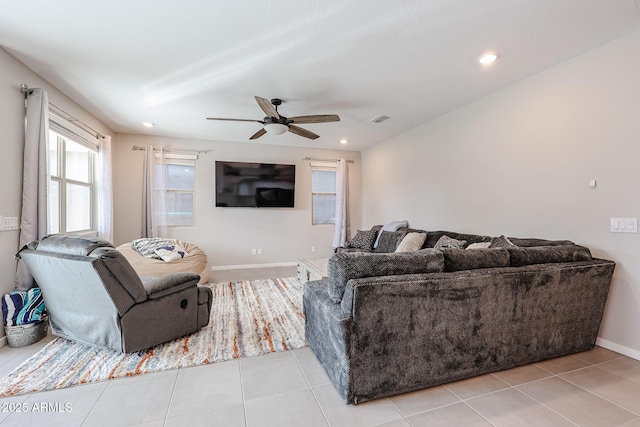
[206,96,340,140]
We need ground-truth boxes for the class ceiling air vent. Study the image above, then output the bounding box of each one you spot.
[370,115,390,124]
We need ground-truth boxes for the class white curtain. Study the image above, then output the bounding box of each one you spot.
[97,135,113,242]
[15,88,50,290]
[332,158,350,248]
[141,146,169,238]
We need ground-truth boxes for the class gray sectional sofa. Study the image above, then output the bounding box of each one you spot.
[303,228,615,404]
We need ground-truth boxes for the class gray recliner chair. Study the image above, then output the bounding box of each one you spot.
[16,234,213,353]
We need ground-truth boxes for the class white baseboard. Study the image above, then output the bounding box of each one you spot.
[0,335,7,349]
[211,262,297,271]
[596,337,640,361]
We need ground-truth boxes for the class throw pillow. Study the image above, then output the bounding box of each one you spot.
[434,235,468,250]
[489,235,518,249]
[374,230,408,253]
[154,243,187,262]
[373,220,409,248]
[131,238,177,259]
[466,242,491,250]
[395,232,427,252]
[347,229,377,250]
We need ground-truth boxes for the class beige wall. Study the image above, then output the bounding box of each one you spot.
[361,29,640,358]
[0,47,112,338]
[112,134,361,266]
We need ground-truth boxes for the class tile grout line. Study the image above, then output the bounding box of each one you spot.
[558,365,640,418]
[161,369,180,426]
[508,386,581,427]
[461,400,499,427]
[80,380,110,426]
[291,349,331,427]
[238,359,249,427]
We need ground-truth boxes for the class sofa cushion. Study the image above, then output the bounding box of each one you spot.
[508,245,592,266]
[489,235,518,248]
[440,248,510,272]
[327,249,444,303]
[507,237,576,247]
[424,231,491,248]
[374,231,408,253]
[347,229,378,250]
[395,232,427,252]
[434,235,467,249]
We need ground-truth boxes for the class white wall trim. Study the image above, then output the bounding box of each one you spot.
[0,336,6,349]
[596,337,640,361]
[211,262,297,271]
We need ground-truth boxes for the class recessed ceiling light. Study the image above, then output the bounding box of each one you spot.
[478,52,499,65]
[340,139,348,145]
[142,122,154,128]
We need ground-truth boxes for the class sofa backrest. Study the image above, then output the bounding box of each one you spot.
[440,248,511,272]
[507,245,592,267]
[327,249,444,303]
[422,231,492,249]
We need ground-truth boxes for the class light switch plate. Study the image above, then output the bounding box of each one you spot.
[611,218,638,233]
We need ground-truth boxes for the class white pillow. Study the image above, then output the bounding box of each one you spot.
[395,232,427,252]
[466,242,491,249]
[154,243,187,262]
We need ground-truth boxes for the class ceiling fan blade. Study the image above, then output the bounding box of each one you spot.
[288,125,319,140]
[255,96,279,118]
[206,117,263,123]
[288,114,340,124]
[249,128,267,140]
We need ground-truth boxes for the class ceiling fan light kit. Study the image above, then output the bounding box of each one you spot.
[207,96,340,141]
[264,123,288,135]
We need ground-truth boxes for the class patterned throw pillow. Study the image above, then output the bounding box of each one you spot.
[489,235,518,249]
[131,238,178,259]
[347,229,377,250]
[395,232,427,252]
[434,235,468,250]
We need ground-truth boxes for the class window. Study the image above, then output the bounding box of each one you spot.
[162,155,196,227]
[48,128,96,234]
[311,163,336,225]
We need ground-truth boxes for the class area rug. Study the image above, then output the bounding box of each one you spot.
[0,277,306,397]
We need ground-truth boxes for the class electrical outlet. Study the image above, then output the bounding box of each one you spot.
[311,246,317,253]
[257,248,263,255]
[0,216,19,232]
[251,248,257,255]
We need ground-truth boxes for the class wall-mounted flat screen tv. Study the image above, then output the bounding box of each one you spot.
[215,161,296,208]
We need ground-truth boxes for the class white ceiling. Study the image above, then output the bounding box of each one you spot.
[2,1,640,151]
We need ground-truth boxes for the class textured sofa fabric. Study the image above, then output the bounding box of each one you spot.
[17,234,213,353]
[304,231,615,404]
[327,249,444,303]
[440,248,510,271]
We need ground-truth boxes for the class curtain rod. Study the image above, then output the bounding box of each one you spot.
[20,83,104,140]
[302,157,355,164]
[131,145,211,155]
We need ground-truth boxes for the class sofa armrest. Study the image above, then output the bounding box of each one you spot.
[143,272,201,299]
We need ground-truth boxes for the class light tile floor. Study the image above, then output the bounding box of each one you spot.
[0,266,639,426]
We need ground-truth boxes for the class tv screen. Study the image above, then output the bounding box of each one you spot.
[215,161,296,208]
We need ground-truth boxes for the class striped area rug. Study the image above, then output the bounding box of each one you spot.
[0,277,306,397]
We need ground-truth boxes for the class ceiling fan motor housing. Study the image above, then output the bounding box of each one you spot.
[264,116,290,125]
